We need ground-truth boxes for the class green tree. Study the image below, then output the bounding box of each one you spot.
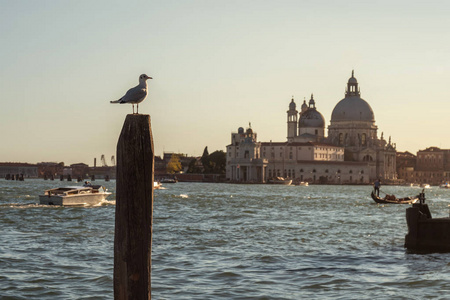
[201,147,212,173]
[209,150,226,174]
[166,154,182,174]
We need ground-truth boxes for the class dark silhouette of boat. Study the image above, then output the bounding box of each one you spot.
[371,191,419,204]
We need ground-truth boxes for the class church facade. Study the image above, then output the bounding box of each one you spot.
[226,72,397,184]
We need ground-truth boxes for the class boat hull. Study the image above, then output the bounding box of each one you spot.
[371,191,418,204]
[39,193,111,206]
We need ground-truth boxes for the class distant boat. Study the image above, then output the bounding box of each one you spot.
[267,177,292,185]
[421,184,431,189]
[160,178,177,184]
[371,191,419,204]
[39,186,111,206]
[296,181,309,186]
[440,183,450,189]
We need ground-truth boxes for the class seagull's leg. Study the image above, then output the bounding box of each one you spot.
[137,104,139,114]
[132,104,135,114]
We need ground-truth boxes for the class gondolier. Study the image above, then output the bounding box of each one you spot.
[374,179,381,196]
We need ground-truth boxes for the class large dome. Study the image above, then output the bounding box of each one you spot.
[331,71,375,122]
[331,96,375,122]
[299,109,325,128]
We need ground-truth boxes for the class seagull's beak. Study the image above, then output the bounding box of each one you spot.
[148,76,153,80]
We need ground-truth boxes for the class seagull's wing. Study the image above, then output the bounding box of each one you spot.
[120,86,147,103]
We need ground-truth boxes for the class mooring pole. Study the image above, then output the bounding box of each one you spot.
[114,114,154,299]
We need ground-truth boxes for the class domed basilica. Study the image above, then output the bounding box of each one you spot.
[226,71,397,183]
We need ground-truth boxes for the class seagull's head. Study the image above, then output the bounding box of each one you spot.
[139,74,152,82]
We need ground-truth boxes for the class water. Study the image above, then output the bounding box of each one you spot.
[1,180,450,299]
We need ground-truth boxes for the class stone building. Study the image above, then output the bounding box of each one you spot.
[398,147,450,185]
[0,163,38,178]
[326,71,397,181]
[226,71,396,184]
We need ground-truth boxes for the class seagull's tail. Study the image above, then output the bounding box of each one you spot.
[110,100,121,104]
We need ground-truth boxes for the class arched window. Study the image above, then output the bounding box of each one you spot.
[361,133,367,146]
[339,133,343,145]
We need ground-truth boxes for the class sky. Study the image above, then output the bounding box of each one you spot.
[2,0,450,165]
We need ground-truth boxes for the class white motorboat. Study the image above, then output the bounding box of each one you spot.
[297,181,309,186]
[160,178,177,184]
[39,185,111,206]
[421,184,431,189]
[267,177,292,185]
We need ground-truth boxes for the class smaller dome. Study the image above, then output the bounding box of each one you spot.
[246,128,253,135]
[301,100,308,111]
[289,98,296,110]
[348,77,357,84]
[299,109,325,128]
[238,127,244,134]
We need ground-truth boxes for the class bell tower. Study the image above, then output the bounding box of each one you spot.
[287,97,298,142]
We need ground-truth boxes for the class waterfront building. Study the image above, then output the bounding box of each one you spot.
[226,71,396,183]
[0,163,38,178]
[398,147,450,185]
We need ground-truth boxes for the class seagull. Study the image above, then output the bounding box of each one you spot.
[110,74,152,114]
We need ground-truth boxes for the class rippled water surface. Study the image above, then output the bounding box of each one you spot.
[1,180,450,299]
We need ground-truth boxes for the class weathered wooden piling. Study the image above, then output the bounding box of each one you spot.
[60,175,64,181]
[114,114,154,300]
[405,198,450,251]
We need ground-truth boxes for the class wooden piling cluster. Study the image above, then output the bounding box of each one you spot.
[114,114,154,299]
[5,173,24,181]
[405,200,450,251]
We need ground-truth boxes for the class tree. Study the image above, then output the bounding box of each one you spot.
[166,154,182,174]
[209,150,226,174]
[201,147,212,173]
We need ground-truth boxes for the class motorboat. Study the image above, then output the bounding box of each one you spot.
[296,181,309,186]
[39,185,111,206]
[421,184,431,189]
[267,177,292,185]
[160,178,177,184]
[154,181,162,189]
[440,183,450,189]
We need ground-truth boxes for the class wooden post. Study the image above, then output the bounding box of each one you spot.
[114,114,154,300]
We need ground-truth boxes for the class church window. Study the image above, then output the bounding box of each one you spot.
[289,152,293,159]
[244,151,249,158]
[339,133,343,145]
[362,134,367,146]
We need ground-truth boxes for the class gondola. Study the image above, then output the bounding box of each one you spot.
[371,191,419,204]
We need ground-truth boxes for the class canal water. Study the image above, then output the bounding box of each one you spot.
[1,180,450,299]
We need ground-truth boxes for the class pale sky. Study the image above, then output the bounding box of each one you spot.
[1,0,450,165]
